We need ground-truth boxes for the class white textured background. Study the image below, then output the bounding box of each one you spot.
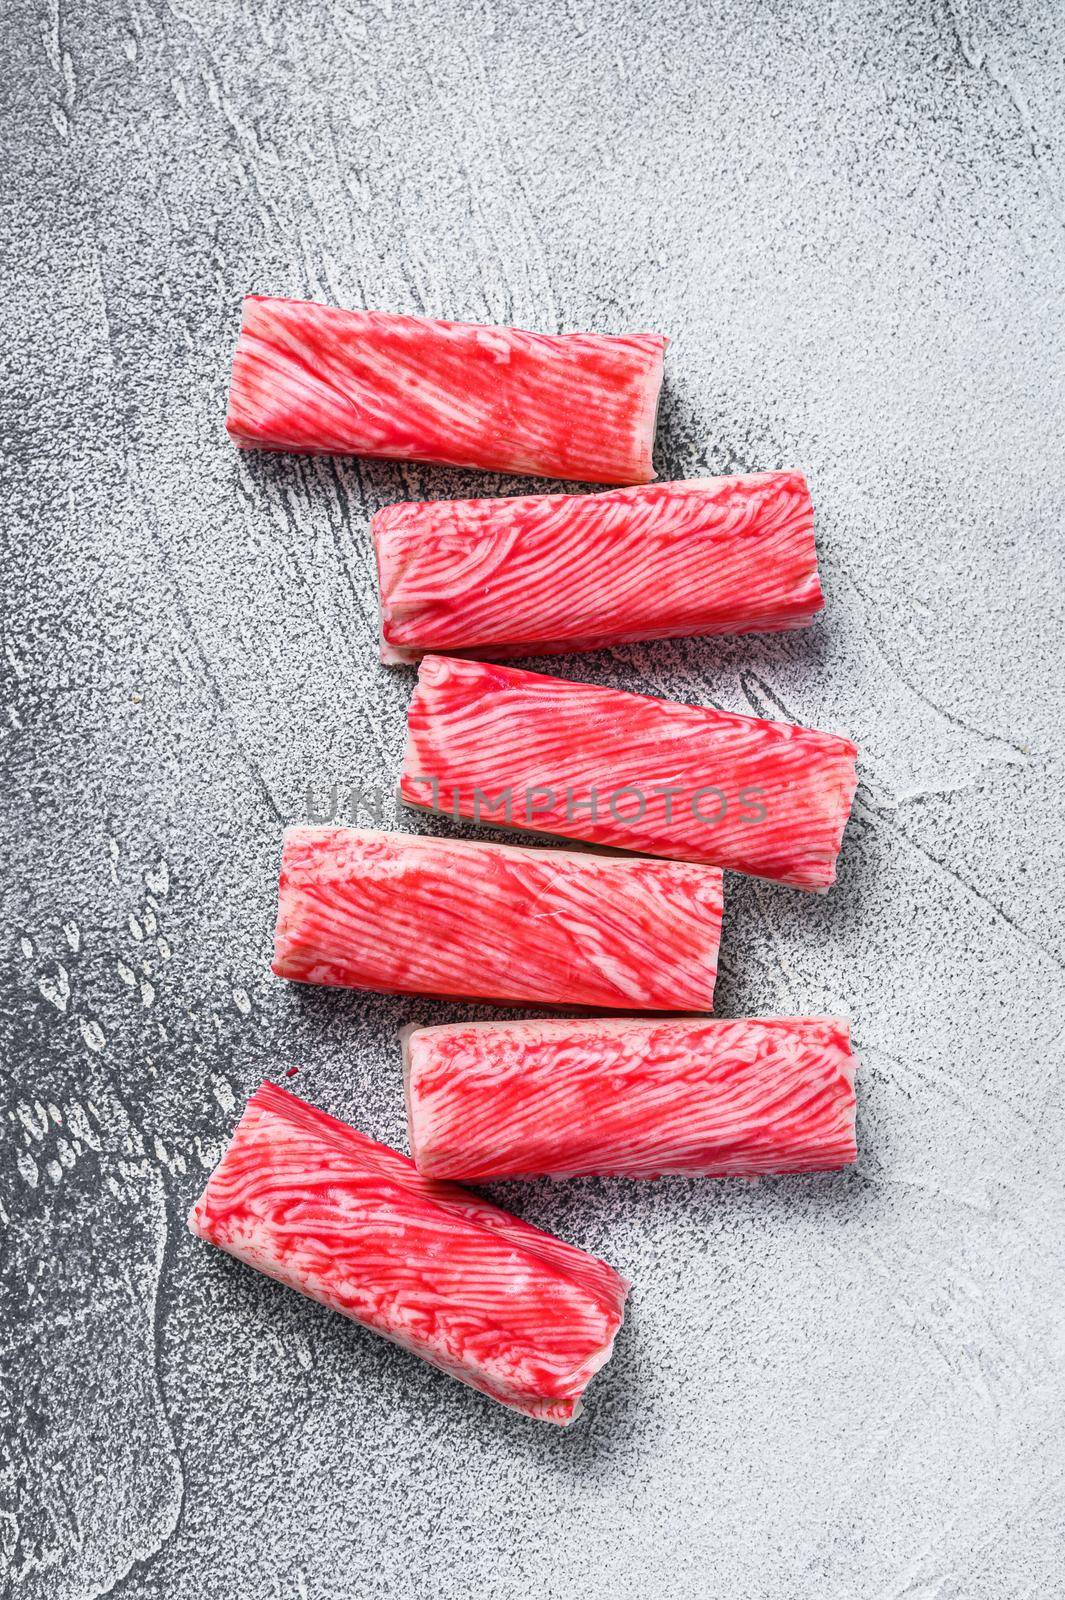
[2,1,1063,1596]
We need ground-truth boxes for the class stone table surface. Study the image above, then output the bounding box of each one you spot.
[3,1,1064,1596]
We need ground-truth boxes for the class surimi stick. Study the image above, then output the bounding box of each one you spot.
[374,473,822,663]
[189,1082,628,1424]
[400,657,858,892]
[226,296,667,484]
[404,1017,857,1181]
[272,827,723,1011]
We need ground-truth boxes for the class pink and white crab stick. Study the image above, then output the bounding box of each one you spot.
[405,1016,858,1182]
[190,1082,629,1423]
[226,296,667,484]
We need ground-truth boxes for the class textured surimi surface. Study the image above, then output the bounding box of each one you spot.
[405,1016,858,1181]
[374,472,822,662]
[188,1082,628,1423]
[273,827,723,1010]
[400,658,859,891]
[225,296,667,483]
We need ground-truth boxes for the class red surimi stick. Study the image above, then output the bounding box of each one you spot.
[272,827,723,1011]
[225,297,667,484]
[189,1082,628,1424]
[374,473,822,663]
[404,1016,857,1181]
[400,657,858,892]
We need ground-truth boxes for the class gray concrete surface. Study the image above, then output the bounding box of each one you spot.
[2,1,1064,1596]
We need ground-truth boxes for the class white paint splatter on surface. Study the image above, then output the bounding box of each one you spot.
[78,1020,106,1055]
[36,965,70,1014]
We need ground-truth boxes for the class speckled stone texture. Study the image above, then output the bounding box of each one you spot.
[2,1,1063,1596]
